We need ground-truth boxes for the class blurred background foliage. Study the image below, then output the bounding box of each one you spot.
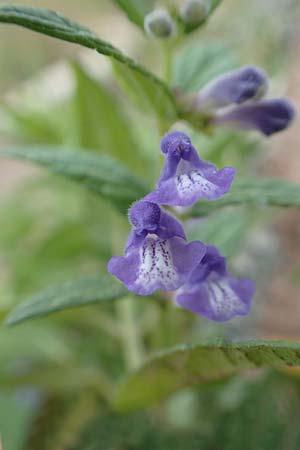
[0,0,299,449]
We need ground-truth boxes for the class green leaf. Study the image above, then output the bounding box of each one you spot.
[72,62,143,171]
[114,340,300,411]
[0,323,71,363]
[0,391,36,450]
[27,393,99,450]
[212,374,300,450]
[0,104,64,145]
[6,275,127,326]
[76,411,208,450]
[187,209,254,257]
[113,0,155,29]
[173,42,236,93]
[191,177,300,216]
[0,146,147,213]
[113,60,178,121]
[0,4,177,121]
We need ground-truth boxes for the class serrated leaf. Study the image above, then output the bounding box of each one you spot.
[114,340,300,411]
[0,146,147,213]
[191,177,300,216]
[173,42,236,93]
[113,0,155,29]
[6,275,127,326]
[0,4,177,121]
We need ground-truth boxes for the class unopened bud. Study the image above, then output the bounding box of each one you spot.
[213,99,295,136]
[180,0,210,24]
[144,9,175,39]
[195,66,269,112]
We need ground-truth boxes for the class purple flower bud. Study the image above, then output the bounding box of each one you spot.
[180,0,210,24]
[195,65,268,112]
[108,201,206,296]
[176,246,255,322]
[144,9,175,39]
[145,131,235,207]
[213,98,295,136]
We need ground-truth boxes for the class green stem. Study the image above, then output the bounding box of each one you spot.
[163,43,173,85]
[157,43,174,136]
[116,297,145,371]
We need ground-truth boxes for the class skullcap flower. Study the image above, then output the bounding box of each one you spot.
[108,200,206,296]
[145,131,235,207]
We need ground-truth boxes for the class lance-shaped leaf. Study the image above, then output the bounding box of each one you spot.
[173,43,236,93]
[0,4,177,121]
[191,177,300,216]
[6,275,127,326]
[113,60,178,120]
[72,62,143,171]
[114,340,300,411]
[0,146,147,213]
[112,0,155,29]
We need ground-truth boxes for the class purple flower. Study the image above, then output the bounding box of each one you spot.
[213,98,295,136]
[145,131,235,207]
[175,245,255,322]
[195,65,268,112]
[108,200,206,296]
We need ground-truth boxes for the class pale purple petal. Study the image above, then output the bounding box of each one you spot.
[146,165,235,206]
[157,209,186,240]
[176,274,255,322]
[189,244,226,283]
[175,245,255,321]
[213,98,295,136]
[108,236,206,296]
[108,250,140,291]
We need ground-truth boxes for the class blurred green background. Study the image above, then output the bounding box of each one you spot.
[0,0,300,449]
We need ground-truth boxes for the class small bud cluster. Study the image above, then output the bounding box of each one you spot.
[144,0,211,39]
